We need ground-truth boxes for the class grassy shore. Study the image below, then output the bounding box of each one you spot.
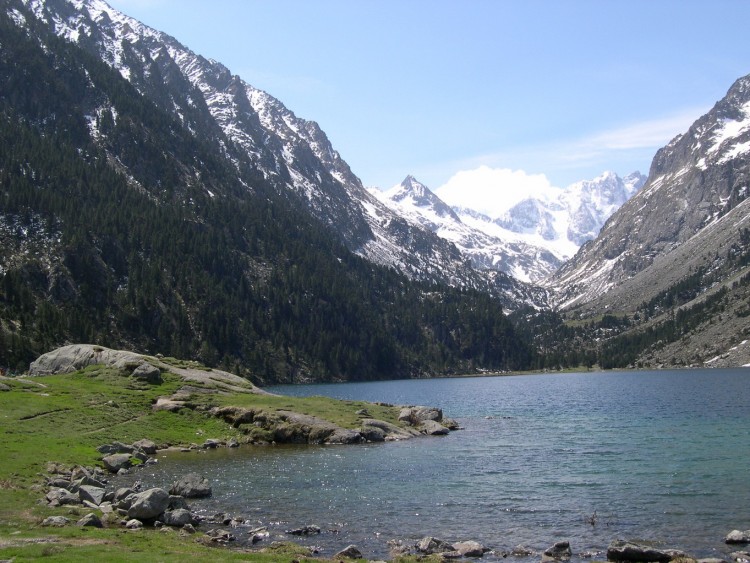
[0,363,424,562]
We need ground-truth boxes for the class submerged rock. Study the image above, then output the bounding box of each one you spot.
[607,539,686,562]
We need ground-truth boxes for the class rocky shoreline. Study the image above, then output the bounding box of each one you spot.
[40,437,750,562]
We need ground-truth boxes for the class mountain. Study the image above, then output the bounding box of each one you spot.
[0,0,538,378]
[543,75,750,368]
[11,0,541,309]
[377,172,645,283]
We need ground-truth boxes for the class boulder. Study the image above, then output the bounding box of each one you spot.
[727,531,750,544]
[360,425,386,442]
[544,540,572,560]
[202,439,221,449]
[169,473,212,498]
[325,428,363,444]
[77,513,103,528]
[335,545,363,559]
[48,477,72,489]
[399,406,443,426]
[78,485,106,506]
[131,363,162,384]
[125,519,143,529]
[417,536,454,554]
[227,437,239,448]
[607,540,686,562]
[361,419,420,440]
[127,488,170,520]
[168,495,190,510]
[161,509,193,528]
[131,439,158,455]
[72,475,106,490]
[114,487,135,503]
[46,488,80,506]
[41,516,70,527]
[420,420,450,435]
[453,540,487,557]
[730,552,750,562]
[0,382,10,391]
[29,344,147,376]
[101,453,132,473]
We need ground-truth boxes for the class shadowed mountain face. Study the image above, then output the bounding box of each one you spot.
[0,0,537,379]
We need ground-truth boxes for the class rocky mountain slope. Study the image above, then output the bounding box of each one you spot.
[376,172,644,283]
[13,0,539,306]
[0,0,537,378]
[544,75,750,368]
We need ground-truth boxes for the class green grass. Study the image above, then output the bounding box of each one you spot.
[0,364,407,561]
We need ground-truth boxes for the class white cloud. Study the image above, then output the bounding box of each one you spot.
[563,107,707,157]
[435,165,559,217]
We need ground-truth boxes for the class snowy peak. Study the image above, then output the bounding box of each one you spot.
[385,176,461,226]
[547,73,750,310]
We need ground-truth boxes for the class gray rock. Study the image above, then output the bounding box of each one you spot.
[29,344,147,376]
[227,437,239,448]
[417,536,454,554]
[286,525,321,536]
[361,418,419,440]
[72,475,106,490]
[544,540,572,560]
[325,428,363,444]
[727,531,750,544]
[334,545,363,559]
[77,513,103,528]
[202,439,220,449]
[78,485,106,506]
[168,495,190,510]
[399,406,443,425]
[511,545,536,557]
[0,382,10,391]
[607,539,685,562]
[46,488,80,506]
[131,439,157,455]
[41,516,70,527]
[114,487,134,502]
[131,362,162,384]
[101,453,132,473]
[730,552,750,563]
[360,425,386,442]
[169,473,212,498]
[47,477,72,489]
[453,540,487,557]
[420,419,450,435]
[127,487,170,520]
[161,509,193,528]
[125,519,143,529]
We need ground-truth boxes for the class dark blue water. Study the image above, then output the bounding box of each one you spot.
[131,369,750,560]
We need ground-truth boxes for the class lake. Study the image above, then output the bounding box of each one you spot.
[126,368,750,560]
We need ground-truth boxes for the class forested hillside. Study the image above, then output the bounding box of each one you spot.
[0,6,535,380]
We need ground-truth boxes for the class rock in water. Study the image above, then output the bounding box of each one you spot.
[169,473,212,498]
[607,539,685,562]
[334,545,363,559]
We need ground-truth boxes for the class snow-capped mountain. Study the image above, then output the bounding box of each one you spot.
[547,74,750,311]
[376,172,645,283]
[14,0,543,306]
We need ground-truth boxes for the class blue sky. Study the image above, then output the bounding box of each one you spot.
[107,0,750,213]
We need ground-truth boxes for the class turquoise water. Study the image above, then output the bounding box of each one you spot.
[130,369,750,560]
